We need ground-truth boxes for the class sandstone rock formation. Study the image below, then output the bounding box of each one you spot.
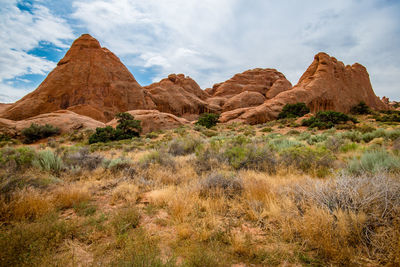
[208,68,292,99]
[220,53,387,124]
[0,110,104,136]
[144,74,219,121]
[106,110,189,134]
[0,34,155,122]
[222,91,265,112]
[0,104,11,114]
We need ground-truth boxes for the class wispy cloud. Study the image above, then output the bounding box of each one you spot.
[71,0,400,99]
[0,0,74,102]
[1,0,399,102]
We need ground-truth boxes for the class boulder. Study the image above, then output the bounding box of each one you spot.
[220,52,387,124]
[106,110,189,134]
[0,34,155,122]
[145,74,219,120]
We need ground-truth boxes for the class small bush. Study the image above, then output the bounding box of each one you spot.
[302,111,357,129]
[33,150,63,174]
[103,157,132,173]
[139,150,175,169]
[0,147,36,170]
[278,102,310,119]
[21,123,60,144]
[63,147,104,171]
[89,113,141,144]
[350,101,371,115]
[195,113,220,129]
[167,137,203,156]
[111,206,141,235]
[199,172,243,198]
[347,150,400,175]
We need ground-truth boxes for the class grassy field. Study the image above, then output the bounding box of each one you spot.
[1,115,400,266]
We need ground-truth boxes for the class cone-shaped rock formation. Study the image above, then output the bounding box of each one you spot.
[1,34,155,122]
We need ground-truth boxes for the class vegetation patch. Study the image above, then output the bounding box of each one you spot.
[278,102,310,119]
[21,123,60,144]
[302,111,358,129]
[195,113,220,128]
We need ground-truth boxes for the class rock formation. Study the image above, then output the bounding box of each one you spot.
[144,74,219,121]
[220,52,387,124]
[0,104,11,114]
[106,110,189,134]
[0,34,155,122]
[0,110,104,136]
[207,68,292,99]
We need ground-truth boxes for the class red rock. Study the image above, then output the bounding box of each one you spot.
[220,53,387,124]
[0,34,155,122]
[209,68,292,99]
[145,74,219,121]
[106,110,189,134]
[222,91,265,112]
[0,104,11,114]
[0,110,104,136]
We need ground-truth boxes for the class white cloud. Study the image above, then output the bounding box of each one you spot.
[0,0,74,102]
[70,0,400,100]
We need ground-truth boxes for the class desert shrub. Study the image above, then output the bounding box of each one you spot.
[0,215,76,266]
[145,132,159,139]
[33,150,63,174]
[361,128,387,143]
[0,134,11,142]
[339,130,362,143]
[222,144,277,173]
[302,111,357,129]
[350,101,371,115]
[89,113,141,144]
[139,150,175,169]
[268,138,304,151]
[260,127,273,133]
[306,134,328,145]
[63,147,103,171]
[393,138,400,152]
[294,173,400,263]
[103,157,132,173]
[280,147,334,175]
[340,142,359,153]
[324,136,344,152]
[111,206,141,235]
[375,110,400,123]
[0,147,36,171]
[110,228,175,267]
[356,124,376,133]
[278,102,310,119]
[196,113,220,129]
[167,137,203,156]
[347,150,400,175]
[199,172,243,198]
[21,123,60,144]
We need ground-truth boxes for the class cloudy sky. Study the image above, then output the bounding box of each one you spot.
[1,0,399,102]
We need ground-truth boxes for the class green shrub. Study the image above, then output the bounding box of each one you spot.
[103,157,132,173]
[33,150,63,174]
[302,111,358,129]
[21,123,60,144]
[280,147,334,175]
[196,113,220,129]
[350,101,371,115]
[347,150,400,175]
[223,144,277,173]
[278,102,310,119]
[167,137,203,156]
[139,150,175,169]
[0,147,36,170]
[89,113,141,144]
[0,134,11,142]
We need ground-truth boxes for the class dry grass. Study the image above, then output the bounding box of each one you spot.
[1,121,400,266]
